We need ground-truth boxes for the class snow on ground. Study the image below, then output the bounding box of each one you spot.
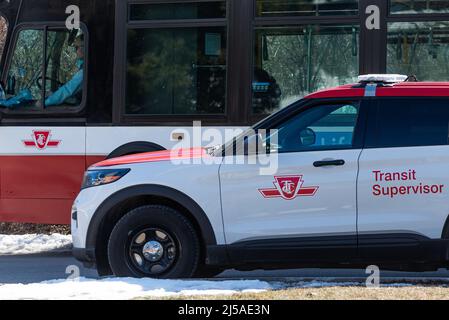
[0,277,420,300]
[0,234,72,255]
[0,277,272,300]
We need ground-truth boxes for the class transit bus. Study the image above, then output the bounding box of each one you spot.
[0,0,447,224]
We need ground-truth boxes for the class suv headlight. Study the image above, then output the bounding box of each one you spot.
[81,169,130,189]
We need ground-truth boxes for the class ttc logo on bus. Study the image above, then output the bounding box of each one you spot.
[23,130,61,149]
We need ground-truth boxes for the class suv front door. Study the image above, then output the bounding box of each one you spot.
[219,100,365,265]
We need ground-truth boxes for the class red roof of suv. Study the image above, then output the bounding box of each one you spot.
[305,82,449,99]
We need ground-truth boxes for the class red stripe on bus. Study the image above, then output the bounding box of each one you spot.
[0,155,106,225]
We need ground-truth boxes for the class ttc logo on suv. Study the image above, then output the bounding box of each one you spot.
[23,130,61,149]
[259,175,319,200]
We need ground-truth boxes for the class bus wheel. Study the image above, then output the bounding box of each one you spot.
[107,205,200,279]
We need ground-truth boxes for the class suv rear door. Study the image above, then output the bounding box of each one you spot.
[219,100,366,265]
[357,98,449,262]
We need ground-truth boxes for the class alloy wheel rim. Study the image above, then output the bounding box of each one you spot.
[127,228,177,276]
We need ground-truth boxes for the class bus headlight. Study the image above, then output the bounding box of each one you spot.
[81,169,130,189]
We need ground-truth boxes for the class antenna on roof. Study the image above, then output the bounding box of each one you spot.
[405,74,419,82]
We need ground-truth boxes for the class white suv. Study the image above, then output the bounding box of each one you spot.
[72,75,449,278]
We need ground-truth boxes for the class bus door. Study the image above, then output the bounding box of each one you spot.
[0,26,87,224]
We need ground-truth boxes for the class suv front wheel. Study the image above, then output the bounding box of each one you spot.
[108,205,200,279]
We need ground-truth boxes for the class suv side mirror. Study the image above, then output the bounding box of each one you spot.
[243,131,265,155]
[300,128,316,146]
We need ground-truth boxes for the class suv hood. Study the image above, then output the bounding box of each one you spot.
[93,147,209,168]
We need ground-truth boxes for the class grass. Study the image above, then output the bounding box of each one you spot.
[0,222,70,235]
[137,283,449,300]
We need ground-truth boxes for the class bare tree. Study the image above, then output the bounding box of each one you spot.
[0,16,7,59]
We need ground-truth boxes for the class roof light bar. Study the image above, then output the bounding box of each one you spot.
[358,74,408,83]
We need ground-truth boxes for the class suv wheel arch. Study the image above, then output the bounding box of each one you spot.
[86,185,217,275]
[107,141,166,159]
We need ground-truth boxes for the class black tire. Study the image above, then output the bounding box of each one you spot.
[108,205,200,279]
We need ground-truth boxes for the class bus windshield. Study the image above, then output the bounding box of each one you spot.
[1,27,84,109]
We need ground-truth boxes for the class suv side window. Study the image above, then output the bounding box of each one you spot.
[269,102,360,153]
[367,99,449,148]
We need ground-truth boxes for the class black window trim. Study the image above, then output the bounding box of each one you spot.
[127,0,227,24]
[253,0,360,19]
[114,0,231,124]
[388,0,449,17]
[0,21,89,118]
[254,15,360,26]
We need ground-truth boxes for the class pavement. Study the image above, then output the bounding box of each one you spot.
[1,253,449,284]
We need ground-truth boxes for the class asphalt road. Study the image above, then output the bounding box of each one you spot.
[1,254,449,284]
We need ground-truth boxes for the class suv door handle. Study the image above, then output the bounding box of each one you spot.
[313,159,345,167]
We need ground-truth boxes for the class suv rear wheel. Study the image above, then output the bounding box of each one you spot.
[107,205,200,279]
